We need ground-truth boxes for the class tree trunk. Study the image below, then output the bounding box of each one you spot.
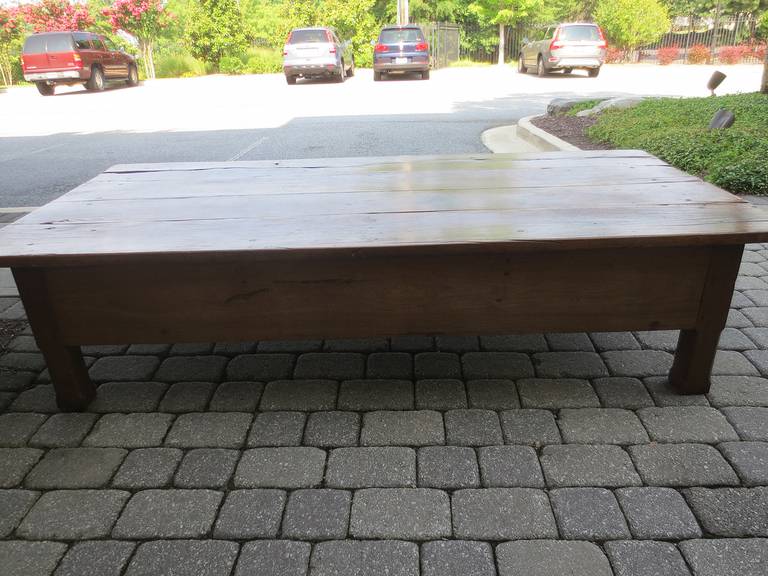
[498,23,505,65]
[762,49,768,94]
[147,40,155,80]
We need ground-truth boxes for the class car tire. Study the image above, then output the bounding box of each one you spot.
[126,64,139,86]
[347,59,355,77]
[563,68,572,75]
[588,66,601,78]
[335,63,345,83]
[537,56,547,77]
[286,74,296,85]
[421,69,430,80]
[518,55,527,73]
[87,66,105,91]
[374,71,382,81]
[36,83,55,96]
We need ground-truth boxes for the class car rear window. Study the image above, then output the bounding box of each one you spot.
[288,29,330,44]
[379,28,424,44]
[22,36,47,54]
[24,34,75,53]
[558,26,601,41]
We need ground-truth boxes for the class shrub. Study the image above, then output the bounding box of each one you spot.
[718,45,748,65]
[244,47,282,74]
[751,43,766,62]
[687,44,710,64]
[219,54,246,75]
[594,0,669,52]
[657,45,679,65]
[605,47,626,63]
[155,53,208,78]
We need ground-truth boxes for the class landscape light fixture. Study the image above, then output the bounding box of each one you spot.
[707,71,726,96]
[709,108,735,130]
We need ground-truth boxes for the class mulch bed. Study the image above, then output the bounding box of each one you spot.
[530,115,614,151]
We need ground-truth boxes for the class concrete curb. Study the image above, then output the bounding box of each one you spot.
[516,115,581,151]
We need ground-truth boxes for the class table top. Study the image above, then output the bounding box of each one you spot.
[2,150,768,266]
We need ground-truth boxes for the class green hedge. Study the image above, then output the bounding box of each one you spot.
[587,93,768,195]
[155,53,209,78]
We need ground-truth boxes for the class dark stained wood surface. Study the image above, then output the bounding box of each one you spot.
[2,150,768,267]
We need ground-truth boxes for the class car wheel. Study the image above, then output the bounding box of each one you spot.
[537,56,547,77]
[286,74,296,85]
[588,66,601,78]
[87,66,105,91]
[373,71,382,82]
[517,55,527,74]
[421,69,430,80]
[563,68,572,75]
[347,59,355,77]
[335,63,345,83]
[36,83,55,96]
[126,64,139,86]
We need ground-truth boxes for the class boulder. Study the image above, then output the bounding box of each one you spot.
[576,96,646,117]
[547,97,607,116]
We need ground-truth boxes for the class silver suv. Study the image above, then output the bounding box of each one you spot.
[283,27,355,84]
[519,23,606,78]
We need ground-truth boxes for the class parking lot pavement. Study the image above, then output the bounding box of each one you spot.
[2,243,768,575]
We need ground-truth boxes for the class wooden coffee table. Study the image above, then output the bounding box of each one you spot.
[1,150,767,410]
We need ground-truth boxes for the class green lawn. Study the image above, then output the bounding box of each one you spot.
[587,92,768,195]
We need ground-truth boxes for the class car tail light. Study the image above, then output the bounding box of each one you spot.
[285,32,292,44]
[415,42,429,52]
[20,56,26,71]
[72,53,83,69]
[597,26,607,49]
[549,27,563,51]
[374,44,389,53]
[283,47,288,56]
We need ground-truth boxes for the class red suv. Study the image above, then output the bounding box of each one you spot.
[21,31,139,96]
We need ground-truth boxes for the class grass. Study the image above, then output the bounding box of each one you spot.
[449,59,492,67]
[565,100,604,116]
[587,92,768,195]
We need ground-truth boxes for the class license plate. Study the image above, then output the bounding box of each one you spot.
[395,57,408,65]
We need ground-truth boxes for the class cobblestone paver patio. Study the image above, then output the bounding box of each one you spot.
[1,246,768,575]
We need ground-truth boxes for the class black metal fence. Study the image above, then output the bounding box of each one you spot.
[418,22,461,68]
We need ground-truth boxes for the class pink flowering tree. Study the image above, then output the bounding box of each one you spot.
[0,7,25,85]
[21,0,93,32]
[103,0,170,79]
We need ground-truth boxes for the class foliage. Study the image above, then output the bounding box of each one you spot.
[588,92,768,195]
[449,58,492,66]
[469,0,546,63]
[245,47,282,73]
[0,6,25,85]
[565,99,603,115]
[687,43,710,63]
[759,10,768,39]
[20,0,93,32]
[218,53,244,73]
[718,44,748,63]
[154,51,208,76]
[605,46,627,62]
[595,0,670,51]
[657,45,679,64]
[186,0,248,69]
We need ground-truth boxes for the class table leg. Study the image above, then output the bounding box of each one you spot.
[669,245,743,394]
[12,268,95,411]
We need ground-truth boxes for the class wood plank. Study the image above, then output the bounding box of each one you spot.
[44,246,708,345]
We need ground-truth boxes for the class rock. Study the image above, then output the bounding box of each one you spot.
[576,97,647,117]
[547,97,607,116]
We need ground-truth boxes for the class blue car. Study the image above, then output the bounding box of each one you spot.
[373,25,430,81]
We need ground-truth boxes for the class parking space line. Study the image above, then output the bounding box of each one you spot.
[228,137,267,161]
[0,207,39,213]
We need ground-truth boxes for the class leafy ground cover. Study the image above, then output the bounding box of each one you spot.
[587,92,768,195]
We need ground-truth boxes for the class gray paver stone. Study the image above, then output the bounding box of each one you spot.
[628,443,739,486]
[466,379,519,409]
[208,381,263,412]
[496,541,612,576]
[742,306,768,325]
[679,538,768,576]
[0,541,67,576]
[212,341,257,355]
[743,327,768,349]
[338,379,413,410]
[415,379,467,409]
[550,487,630,540]
[303,411,360,447]
[603,350,674,377]
[615,487,701,540]
[683,487,768,537]
[361,410,444,446]
[226,354,294,381]
[0,352,46,372]
[84,413,174,447]
[707,376,768,407]
[89,356,160,382]
[390,335,434,352]
[452,488,557,540]
[435,335,480,352]
[718,328,757,351]
[154,355,227,382]
[157,381,216,412]
[445,409,502,446]
[721,406,768,440]
[0,448,42,488]
[540,444,641,487]
[28,412,97,447]
[257,339,322,353]
[477,445,544,488]
[414,352,462,379]
[0,369,36,392]
[235,447,326,488]
[235,540,311,576]
[112,489,223,539]
[533,352,608,378]
[604,541,692,576]
[174,448,239,488]
[9,385,58,412]
[590,332,641,352]
[719,441,768,485]
[0,412,47,447]
[592,377,654,409]
[421,540,495,576]
[125,540,238,576]
[366,352,413,379]
[282,489,351,540]
[126,343,171,355]
[25,447,126,489]
[0,489,39,537]
[247,411,306,447]
[294,352,364,380]
[54,541,136,576]
[713,350,759,375]
[418,446,479,489]
[326,447,416,488]
[111,448,183,489]
[545,333,595,351]
[500,409,561,447]
[350,488,451,539]
[638,407,738,443]
[259,379,337,411]
[645,377,709,406]
[165,412,252,448]
[213,489,286,539]
[558,408,649,445]
[81,344,130,356]
[169,343,214,355]
[323,337,389,352]
[17,489,129,539]
[88,382,168,412]
[517,378,600,409]
[311,540,418,576]
[462,352,534,379]
[480,334,548,352]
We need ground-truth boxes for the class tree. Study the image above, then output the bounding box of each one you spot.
[21,0,93,32]
[469,0,545,64]
[0,7,24,86]
[186,0,248,68]
[595,0,670,54]
[103,0,171,79]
